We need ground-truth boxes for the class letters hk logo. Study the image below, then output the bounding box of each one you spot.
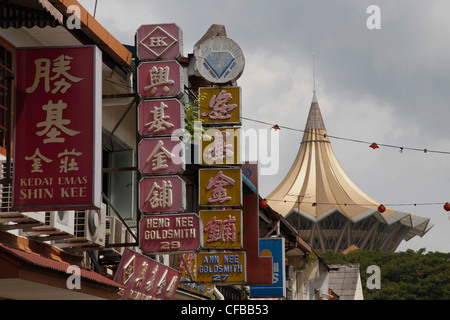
[140,26,177,59]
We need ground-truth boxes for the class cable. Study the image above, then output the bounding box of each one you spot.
[194,102,450,155]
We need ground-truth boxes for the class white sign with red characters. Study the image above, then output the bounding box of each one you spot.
[13,46,102,211]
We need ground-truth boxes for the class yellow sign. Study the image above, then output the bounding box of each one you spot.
[200,210,242,249]
[200,127,240,165]
[198,87,241,125]
[196,252,246,284]
[177,253,215,298]
[198,168,242,207]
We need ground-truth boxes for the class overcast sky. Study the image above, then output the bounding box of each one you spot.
[79,0,450,253]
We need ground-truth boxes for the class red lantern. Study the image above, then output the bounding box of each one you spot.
[260,199,269,208]
[444,202,450,212]
[312,202,317,207]
[378,204,386,213]
[271,124,280,131]
[370,143,379,150]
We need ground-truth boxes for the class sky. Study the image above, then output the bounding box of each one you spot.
[78,0,450,253]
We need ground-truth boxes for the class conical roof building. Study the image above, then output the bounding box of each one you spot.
[267,93,433,252]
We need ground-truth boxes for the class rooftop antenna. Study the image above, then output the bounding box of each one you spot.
[312,52,318,103]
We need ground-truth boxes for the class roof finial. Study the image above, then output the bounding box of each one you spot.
[312,52,318,103]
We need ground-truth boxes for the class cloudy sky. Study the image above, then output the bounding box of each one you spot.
[79,0,450,253]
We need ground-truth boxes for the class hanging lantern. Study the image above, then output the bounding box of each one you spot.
[443,202,450,212]
[260,199,269,208]
[271,124,280,131]
[378,204,386,213]
[370,143,379,150]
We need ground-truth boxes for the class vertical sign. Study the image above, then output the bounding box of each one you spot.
[250,238,286,298]
[114,249,181,300]
[243,193,273,284]
[13,46,102,211]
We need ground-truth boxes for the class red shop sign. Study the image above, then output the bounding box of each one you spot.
[13,46,102,211]
[114,249,181,300]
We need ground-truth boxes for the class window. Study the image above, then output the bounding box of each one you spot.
[0,36,14,157]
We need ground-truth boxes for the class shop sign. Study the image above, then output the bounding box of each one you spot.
[250,238,286,298]
[138,99,184,137]
[194,37,245,84]
[177,253,215,298]
[139,176,186,214]
[198,87,241,125]
[200,127,240,165]
[137,60,183,99]
[198,168,242,207]
[139,213,202,254]
[114,249,181,300]
[243,193,273,284]
[13,46,102,211]
[195,251,246,284]
[136,24,183,61]
[200,210,242,249]
[138,137,185,175]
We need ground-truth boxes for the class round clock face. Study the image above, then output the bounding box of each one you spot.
[195,36,245,84]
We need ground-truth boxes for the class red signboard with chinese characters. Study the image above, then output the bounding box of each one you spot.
[137,60,183,99]
[114,249,181,300]
[139,213,202,254]
[136,24,183,61]
[138,137,185,175]
[13,46,102,211]
[139,175,186,214]
[138,99,184,137]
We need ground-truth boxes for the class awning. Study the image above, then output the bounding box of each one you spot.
[0,243,122,300]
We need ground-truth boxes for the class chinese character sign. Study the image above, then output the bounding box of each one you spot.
[138,138,185,175]
[138,61,183,99]
[198,168,242,207]
[199,87,241,125]
[201,127,240,165]
[138,99,184,137]
[13,46,102,211]
[114,249,181,300]
[200,210,242,249]
[139,176,186,214]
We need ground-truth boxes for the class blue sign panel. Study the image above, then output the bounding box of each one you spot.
[250,238,285,298]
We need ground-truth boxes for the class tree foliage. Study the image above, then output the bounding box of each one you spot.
[321,249,450,300]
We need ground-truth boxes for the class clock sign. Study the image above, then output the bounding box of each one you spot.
[195,36,245,84]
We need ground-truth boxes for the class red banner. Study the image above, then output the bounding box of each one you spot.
[13,46,102,211]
